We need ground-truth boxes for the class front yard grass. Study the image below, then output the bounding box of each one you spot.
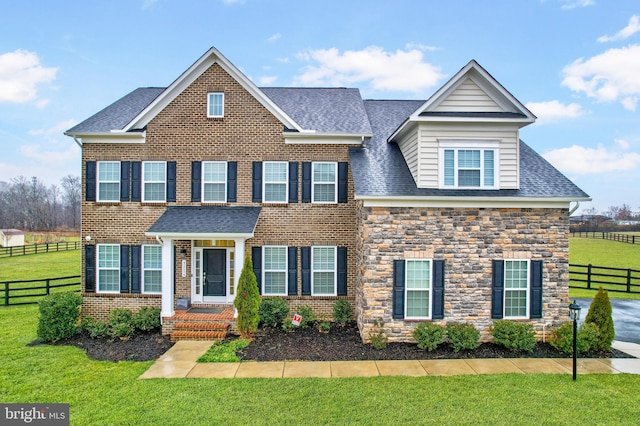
[2,304,640,425]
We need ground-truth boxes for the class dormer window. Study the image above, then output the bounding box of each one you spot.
[207,92,224,117]
[439,140,498,189]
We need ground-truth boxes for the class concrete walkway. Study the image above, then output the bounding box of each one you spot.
[139,340,640,379]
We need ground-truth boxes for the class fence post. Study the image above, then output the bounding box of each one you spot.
[587,264,592,290]
[46,279,50,295]
[4,282,8,306]
[627,269,632,293]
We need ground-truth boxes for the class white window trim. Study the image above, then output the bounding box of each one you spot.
[311,246,337,296]
[207,92,224,118]
[438,139,499,189]
[263,161,289,204]
[97,161,120,202]
[142,161,167,203]
[142,244,162,294]
[311,161,338,204]
[201,161,227,203]
[503,259,530,319]
[97,244,120,294]
[404,259,432,320]
[262,245,288,296]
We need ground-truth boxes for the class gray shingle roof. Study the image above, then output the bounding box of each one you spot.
[147,206,261,235]
[66,87,165,134]
[349,100,590,199]
[261,87,372,134]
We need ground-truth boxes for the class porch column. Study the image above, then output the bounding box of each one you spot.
[233,238,245,303]
[161,237,175,318]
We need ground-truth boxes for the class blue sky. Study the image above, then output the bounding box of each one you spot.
[1,0,639,214]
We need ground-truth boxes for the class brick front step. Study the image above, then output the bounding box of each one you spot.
[170,330,228,341]
[174,322,230,331]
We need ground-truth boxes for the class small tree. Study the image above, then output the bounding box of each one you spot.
[234,256,261,339]
[584,287,615,351]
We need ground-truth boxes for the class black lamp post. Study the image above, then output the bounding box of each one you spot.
[568,300,582,381]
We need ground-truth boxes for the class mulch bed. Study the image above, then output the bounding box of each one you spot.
[43,323,632,362]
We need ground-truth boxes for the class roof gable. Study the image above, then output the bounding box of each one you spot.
[124,47,304,133]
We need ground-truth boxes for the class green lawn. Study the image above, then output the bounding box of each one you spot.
[1,304,639,425]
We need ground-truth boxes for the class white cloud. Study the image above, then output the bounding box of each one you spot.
[615,138,631,149]
[562,44,640,111]
[598,15,640,43]
[259,75,277,85]
[142,0,158,9]
[543,142,640,175]
[0,49,57,105]
[559,0,595,9]
[293,46,444,95]
[267,33,282,43]
[525,100,585,123]
[404,42,439,52]
[28,119,77,139]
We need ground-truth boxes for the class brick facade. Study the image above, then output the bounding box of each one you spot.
[355,204,570,343]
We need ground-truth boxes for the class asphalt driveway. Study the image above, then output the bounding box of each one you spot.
[575,298,640,344]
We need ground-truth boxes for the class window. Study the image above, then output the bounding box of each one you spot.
[202,161,227,202]
[97,161,120,202]
[142,245,162,294]
[207,92,224,117]
[263,162,288,203]
[504,260,529,318]
[142,161,166,202]
[439,140,498,189]
[405,259,432,319]
[263,246,287,295]
[97,244,119,293]
[312,162,337,203]
[311,246,336,295]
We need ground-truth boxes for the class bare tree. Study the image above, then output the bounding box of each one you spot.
[61,175,81,229]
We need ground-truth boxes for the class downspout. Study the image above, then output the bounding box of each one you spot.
[155,235,163,245]
[569,201,580,216]
[72,136,82,148]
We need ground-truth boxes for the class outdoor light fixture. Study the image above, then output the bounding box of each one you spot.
[568,299,582,381]
[180,248,187,259]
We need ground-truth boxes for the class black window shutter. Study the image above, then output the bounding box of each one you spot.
[252,246,262,294]
[120,245,130,293]
[287,247,298,296]
[84,245,95,292]
[392,260,405,319]
[432,260,445,319]
[338,162,348,203]
[131,162,142,202]
[120,161,131,202]
[166,162,177,202]
[252,162,262,203]
[491,260,505,319]
[302,162,311,203]
[301,247,311,295]
[337,247,347,296]
[288,162,298,203]
[191,161,201,202]
[85,161,96,202]
[530,260,543,319]
[227,162,237,202]
[131,245,141,294]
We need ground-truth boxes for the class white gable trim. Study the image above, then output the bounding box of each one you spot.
[123,47,304,132]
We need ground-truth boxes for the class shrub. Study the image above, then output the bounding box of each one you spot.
[133,307,161,331]
[37,292,83,342]
[491,320,536,352]
[281,319,295,333]
[332,300,353,325]
[317,316,331,333]
[297,305,317,329]
[369,320,388,350]
[233,256,261,338]
[413,323,445,351]
[81,317,110,339]
[446,322,480,352]
[109,308,134,339]
[584,288,615,351]
[259,298,290,328]
[550,321,601,354]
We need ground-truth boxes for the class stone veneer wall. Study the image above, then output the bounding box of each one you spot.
[355,204,570,343]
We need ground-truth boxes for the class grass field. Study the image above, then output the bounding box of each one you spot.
[1,304,639,425]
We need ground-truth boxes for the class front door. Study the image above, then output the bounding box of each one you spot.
[203,249,226,297]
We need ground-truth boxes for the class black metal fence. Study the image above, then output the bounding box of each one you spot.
[0,241,81,258]
[569,264,640,294]
[1,275,81,306]
[571,231,640,245]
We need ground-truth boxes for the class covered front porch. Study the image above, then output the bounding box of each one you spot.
[145,206,261,334]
